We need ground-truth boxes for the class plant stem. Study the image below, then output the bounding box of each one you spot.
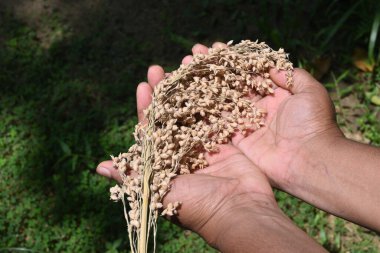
[139,111,154,253]
[139,168,152,253]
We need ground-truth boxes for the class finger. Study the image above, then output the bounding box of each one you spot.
[96,160,122,183]
[270,68,323,95]
[195,152,273,195]
[161,173,234,229]
[147,65,165,89]
[192,43,208,55]
[182,55,193,65]
[136,82,153,122]
[212,42,227,49]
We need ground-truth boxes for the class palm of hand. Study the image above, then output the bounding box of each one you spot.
[163,145,274,242]
[234,70,340,187]
[182,43,339,188]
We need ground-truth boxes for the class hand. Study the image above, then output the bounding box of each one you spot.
[96,61,326,252]
[182,43,343,189]
[188,43,380,232]
[236,67,344,188]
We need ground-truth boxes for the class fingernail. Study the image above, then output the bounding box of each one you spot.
[97,166,111,178]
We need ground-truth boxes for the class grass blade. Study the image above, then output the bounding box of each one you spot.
[0,248,35,252]
[369,10,380,63]
[321,1,362,50]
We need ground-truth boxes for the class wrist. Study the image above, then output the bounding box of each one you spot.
[203,192,326,252]
[287,133,380,231]
[200,191,279,250]
[284,130,346,194]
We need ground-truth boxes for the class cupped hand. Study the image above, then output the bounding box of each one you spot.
[96,64,279,247]
[186,43,343,190]
[239,67,344,189]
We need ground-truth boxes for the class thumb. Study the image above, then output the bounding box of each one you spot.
[270,68,324,94]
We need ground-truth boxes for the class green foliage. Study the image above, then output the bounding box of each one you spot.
[276,190,380,252]
[156,221,215,253]
[0,7,214,252]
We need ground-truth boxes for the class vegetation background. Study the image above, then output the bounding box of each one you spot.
[1,0,379,252]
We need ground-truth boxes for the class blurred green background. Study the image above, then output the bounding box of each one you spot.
[1,0,379,252]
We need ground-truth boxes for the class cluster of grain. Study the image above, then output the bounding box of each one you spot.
[109,40,293,253]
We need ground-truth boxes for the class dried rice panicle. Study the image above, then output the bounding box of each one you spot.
[109,40,293,253]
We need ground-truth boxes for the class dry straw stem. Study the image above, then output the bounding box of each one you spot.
[109,40,293,253]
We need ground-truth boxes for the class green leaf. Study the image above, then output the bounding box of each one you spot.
[334,233,341,249]
[6,38,18,48]
[370,95,380,105]
[369,11,380,63]
[59,141,72,156]
[0,248,35,252]
[319,229,327,244]
[71,154,78,171]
